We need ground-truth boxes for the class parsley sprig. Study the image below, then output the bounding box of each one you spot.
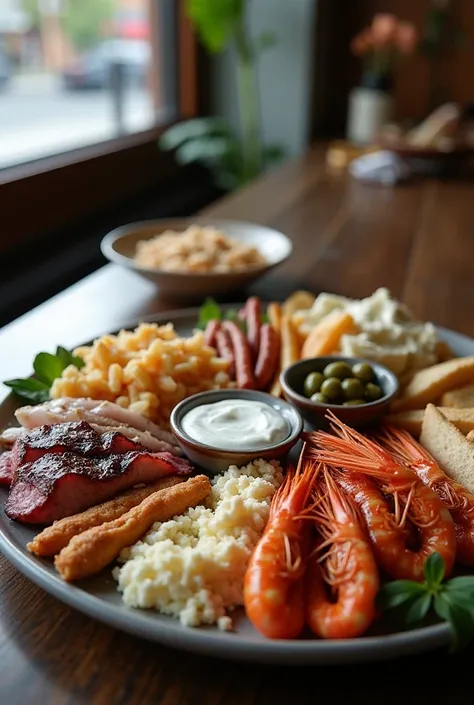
[4,346,84,404]
[378,553,474,652]
[197,297,268,331]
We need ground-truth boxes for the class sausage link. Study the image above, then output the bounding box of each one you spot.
[215,329,236,379]
[222,321,255,389]
[204,319,221,347]
[246,296,261,359]
[254,324,280,391]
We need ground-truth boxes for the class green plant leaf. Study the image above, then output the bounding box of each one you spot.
[255,30,278,52]
[424,552,445,587]
[262,144,287,170]
[3,378,50,404]
[377,580,426,611]
[197,297,222,330]
[174,136,238,167]
[159,117,232,151]
[434,593,474,652]
[55,346,85,370]
[403,592,432,626]
[186,0,245,54]
[33,352,69,386]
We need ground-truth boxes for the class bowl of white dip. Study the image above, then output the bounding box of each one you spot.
[170,389,303,474]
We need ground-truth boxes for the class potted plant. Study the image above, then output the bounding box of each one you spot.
[159,0,285,192]
[347,13,419,145]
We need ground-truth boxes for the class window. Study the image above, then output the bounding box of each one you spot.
[0,0,183,169]
[0,0,199,249]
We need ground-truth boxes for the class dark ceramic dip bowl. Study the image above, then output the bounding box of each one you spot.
[280,356,399,429]
[170,389,303,474]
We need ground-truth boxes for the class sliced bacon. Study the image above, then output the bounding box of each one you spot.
[5,451,193,525]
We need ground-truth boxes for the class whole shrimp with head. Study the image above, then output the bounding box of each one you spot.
[307,412,457,582]
[377,423,474,567]
[243,450,316,639]
[305,465,380,639]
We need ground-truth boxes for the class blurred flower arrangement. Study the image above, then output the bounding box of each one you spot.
[351,13,419,89]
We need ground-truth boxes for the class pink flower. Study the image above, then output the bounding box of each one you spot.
[396,22,419,55]
[371,13,398,47]
[350,28,373,56]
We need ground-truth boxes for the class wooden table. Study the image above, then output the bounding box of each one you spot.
[2,146,474,704]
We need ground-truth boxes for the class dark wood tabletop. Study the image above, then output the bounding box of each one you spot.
[2,145,474,704]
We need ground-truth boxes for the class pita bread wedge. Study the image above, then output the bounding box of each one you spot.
[391,356,474,412]
[419,404,474,495]
[387,406,474,438]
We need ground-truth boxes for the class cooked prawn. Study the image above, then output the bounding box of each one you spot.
[377,424,474,566]
[306,412,457,581]
[243,452,317,639]
[305,466,379,639]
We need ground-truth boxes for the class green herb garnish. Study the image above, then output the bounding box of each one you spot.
[378,553,474,652]
[197,297,267,331]
[4,346,85,403]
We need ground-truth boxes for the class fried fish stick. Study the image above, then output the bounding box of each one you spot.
[27,476,183,557]
[54,475,211,581]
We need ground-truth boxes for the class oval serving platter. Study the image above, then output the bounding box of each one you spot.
[1,307,473,666]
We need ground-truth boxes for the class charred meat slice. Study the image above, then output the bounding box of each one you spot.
[5,451,193,524]
[11,421,143,467]
[0,451,14,487]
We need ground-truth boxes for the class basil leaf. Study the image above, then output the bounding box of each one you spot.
[56,346,84,370]
[197,297,222,329]
[434,593,474,652]
[261,311,269,324]
[3,378,50,403]
[424,552,445,587]
[446,576,474,593]
[403,592,432,625]
[33,352,67,385]
[377,580,426,611]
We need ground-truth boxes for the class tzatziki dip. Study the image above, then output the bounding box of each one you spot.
[181,399,290,450]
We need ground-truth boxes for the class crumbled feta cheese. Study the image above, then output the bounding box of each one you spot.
[114,459,283,629]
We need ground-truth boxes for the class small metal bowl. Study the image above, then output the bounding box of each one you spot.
[280,356,399,429]
[170,389,303,475]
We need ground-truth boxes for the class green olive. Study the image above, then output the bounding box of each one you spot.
[311,392,328,404]
[304,371,325,398]
[341,377,365,400]
[352,362,375,383]
[343,399,366,406]
[323,361,353,380]
[365,382,383,402]
[321,377,342,401]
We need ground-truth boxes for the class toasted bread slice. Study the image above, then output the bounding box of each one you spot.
[391,356,474,412]
[440,383,474,408]
[386,406,474,438]
[419,404,474,495]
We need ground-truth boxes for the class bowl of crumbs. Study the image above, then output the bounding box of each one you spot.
[101,217,293,299]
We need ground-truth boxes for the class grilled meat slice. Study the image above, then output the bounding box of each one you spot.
[11,421,142,467]
[5,451,193,524]
[0,451,14,487]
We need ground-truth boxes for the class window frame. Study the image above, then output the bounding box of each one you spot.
[0,0,199,248]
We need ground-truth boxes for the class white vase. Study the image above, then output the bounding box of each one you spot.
[346,86,394,145]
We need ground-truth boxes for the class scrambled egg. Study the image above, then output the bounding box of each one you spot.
[114,459,283,630]
[294,287,438,378]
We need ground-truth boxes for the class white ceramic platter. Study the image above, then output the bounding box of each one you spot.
[1,309,473,665]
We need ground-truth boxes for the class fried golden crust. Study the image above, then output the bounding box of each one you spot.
[27,476,184,557]
[54,475,211,581]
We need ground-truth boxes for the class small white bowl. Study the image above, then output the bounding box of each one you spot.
[100,217,293,300]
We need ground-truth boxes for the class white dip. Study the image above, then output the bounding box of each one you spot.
[181,398,289,450]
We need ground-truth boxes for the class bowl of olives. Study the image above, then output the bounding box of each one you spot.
[280,356,399,429]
